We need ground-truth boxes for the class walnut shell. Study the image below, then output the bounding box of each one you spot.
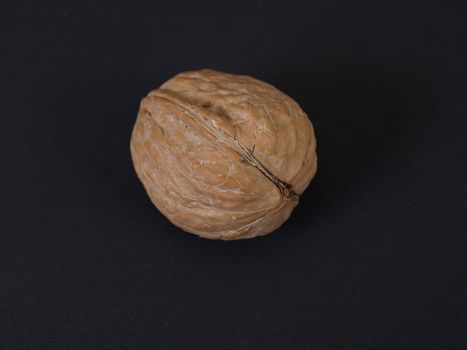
[130,69,317,240]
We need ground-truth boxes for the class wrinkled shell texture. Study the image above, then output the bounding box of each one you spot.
[130,69,317,240]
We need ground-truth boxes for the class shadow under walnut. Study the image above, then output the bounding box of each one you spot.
[130,69,317,240]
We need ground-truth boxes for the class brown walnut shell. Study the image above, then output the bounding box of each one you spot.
[130,69,317,240]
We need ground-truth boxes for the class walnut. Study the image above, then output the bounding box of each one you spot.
[130,69,317,240]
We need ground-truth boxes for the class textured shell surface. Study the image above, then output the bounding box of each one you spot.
[130,69,317,240]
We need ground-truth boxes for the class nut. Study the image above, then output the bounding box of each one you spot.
[130,69,317,240]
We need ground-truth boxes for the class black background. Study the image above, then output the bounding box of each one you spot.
[1,0,466,349]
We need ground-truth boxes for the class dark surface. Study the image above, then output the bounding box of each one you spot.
[1,0,466,349]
